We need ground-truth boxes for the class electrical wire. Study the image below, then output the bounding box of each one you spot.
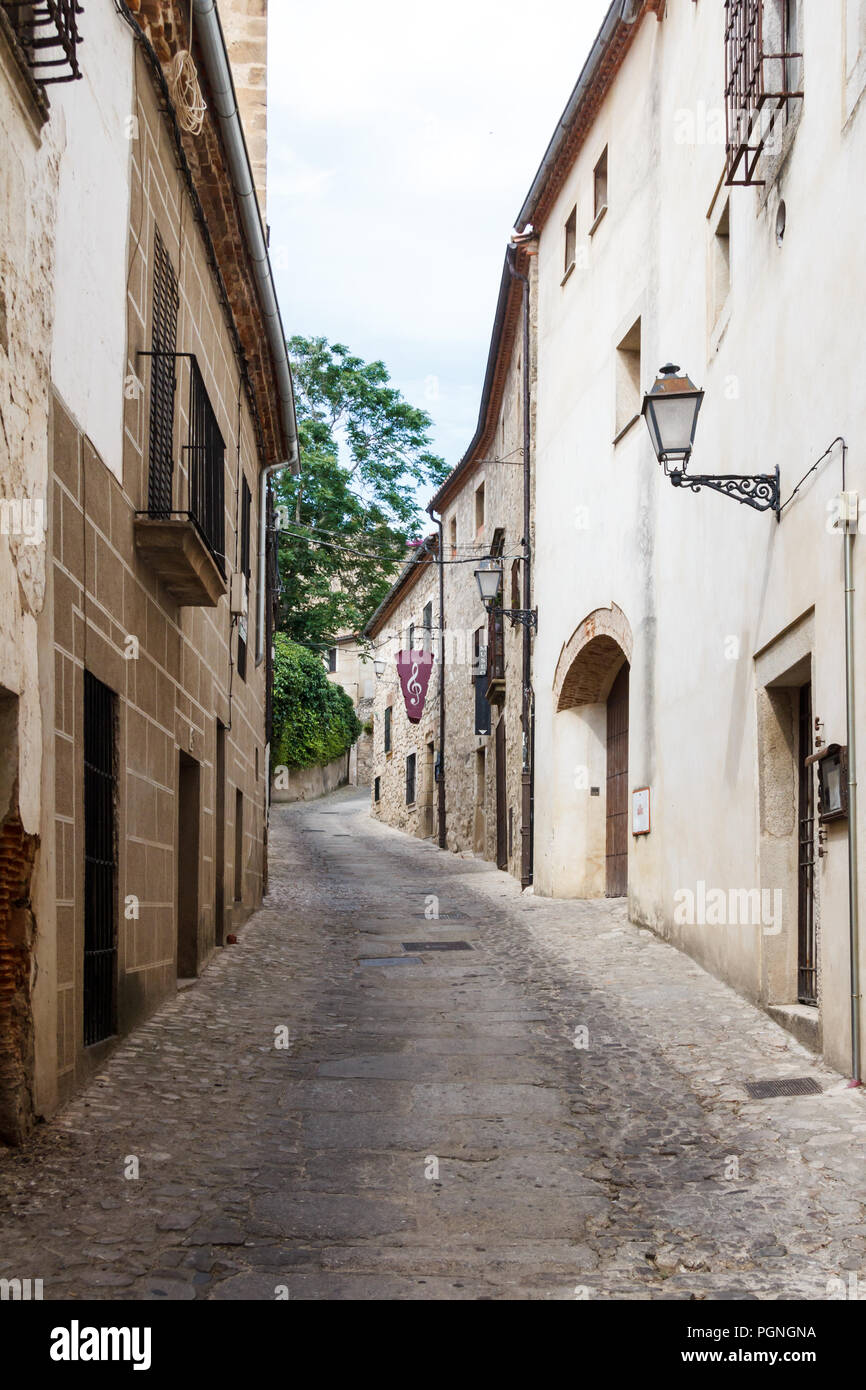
[277,526,525,567]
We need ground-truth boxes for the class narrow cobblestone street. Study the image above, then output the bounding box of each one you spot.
[1,786,865,1301]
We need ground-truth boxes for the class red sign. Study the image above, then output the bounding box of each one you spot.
[396,649,434,723]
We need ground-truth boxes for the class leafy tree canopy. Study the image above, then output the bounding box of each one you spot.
[271,634,362,770]
[275,336,448,646]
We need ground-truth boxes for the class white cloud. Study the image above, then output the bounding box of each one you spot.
[267,0,612,463]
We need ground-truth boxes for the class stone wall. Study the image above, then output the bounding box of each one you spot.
[271,753,349,804]
[368,560,439,842]
[0,15,60,1139]
[436,252,537,884]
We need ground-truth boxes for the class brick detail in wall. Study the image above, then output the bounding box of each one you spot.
[0,805,38,1145]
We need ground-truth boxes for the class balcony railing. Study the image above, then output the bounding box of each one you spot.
[134,352,227,607]
[725,0,802,186]
[2,1,84,84]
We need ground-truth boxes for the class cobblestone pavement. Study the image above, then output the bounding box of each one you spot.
[2,786,865,1301]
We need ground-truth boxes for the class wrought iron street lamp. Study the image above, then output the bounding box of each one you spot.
[474,557,538,630]
[642,363,780,515]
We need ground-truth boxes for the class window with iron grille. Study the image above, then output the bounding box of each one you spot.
[374,776,381,802]
[3,1,84,84]
[406,753,416,805]
[83,671,117,1047]
[186,357,226,573]
[237,477,251,682]
[148,230,179,519]
[725,0,803,187]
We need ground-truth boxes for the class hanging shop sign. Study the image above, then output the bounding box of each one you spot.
[396,649,434,724]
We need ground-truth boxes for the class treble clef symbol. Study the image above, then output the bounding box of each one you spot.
[407,661,422,706]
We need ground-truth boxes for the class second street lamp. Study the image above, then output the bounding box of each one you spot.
[474,556,538,630]
[642,363,780,516]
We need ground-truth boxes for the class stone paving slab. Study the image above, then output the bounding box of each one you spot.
[0,784,865,1300]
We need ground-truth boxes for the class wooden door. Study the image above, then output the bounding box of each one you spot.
[605,663,629,898]
[495,717,507,870]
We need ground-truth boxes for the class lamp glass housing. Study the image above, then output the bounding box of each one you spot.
[475,558,503,606]
[642,364,704,466]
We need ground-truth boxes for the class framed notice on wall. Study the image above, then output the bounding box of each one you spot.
[632,787,651,836]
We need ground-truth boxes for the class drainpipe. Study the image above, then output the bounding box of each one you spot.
[842,442,862,1084]
[190,0,300,666]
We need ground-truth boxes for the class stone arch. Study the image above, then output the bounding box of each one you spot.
[553,604,633,711]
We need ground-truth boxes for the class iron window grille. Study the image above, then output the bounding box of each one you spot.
[2,1,84,84]
[237,476,251,681]
[147,230,179,522]
[725,0,803,186]
[138,349,227,576]
[83,671,117,1046]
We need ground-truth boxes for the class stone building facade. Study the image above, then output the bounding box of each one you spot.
[428,244,537,884]
[0,0,295,1140]
[366,543,440,840]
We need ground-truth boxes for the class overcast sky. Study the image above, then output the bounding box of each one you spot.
[267,0,611,493]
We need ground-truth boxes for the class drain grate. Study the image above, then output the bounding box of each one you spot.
[359,956,422,967]
[744,1077,823,1099]
[403,941,473,952]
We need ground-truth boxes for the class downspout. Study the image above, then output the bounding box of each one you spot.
[190,0,300,667]
[842,442,862,1084]
[507,241,535,887]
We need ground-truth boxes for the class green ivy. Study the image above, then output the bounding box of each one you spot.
[272,633,362,770]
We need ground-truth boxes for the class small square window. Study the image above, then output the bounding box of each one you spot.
[592,147,608,230]
[615,318,641,440]
[475,482,485,537]
[564,206,577,275]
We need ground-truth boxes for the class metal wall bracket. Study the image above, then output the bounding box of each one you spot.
[669,465,780,516]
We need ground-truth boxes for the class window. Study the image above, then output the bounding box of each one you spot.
[423,601,433,654]
[592,147,608,229]
[475,748,485,807]
[475,482,485,537]
[237,476,251,682]
[374,776,381,802]
[327,647,337,673]
[449,515,457,558]
[711,199,731,329]
[564,206,577,276]
[725,0,803,186]
[408,622,415,652]
[615,318,642,439]
[384,705,392,754]
[406,753,416,805]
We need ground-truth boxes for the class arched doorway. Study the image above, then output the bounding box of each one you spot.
[551,604,632,899]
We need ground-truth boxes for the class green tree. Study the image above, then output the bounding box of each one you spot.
[271,633,362,769]
[275,336,448,646]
